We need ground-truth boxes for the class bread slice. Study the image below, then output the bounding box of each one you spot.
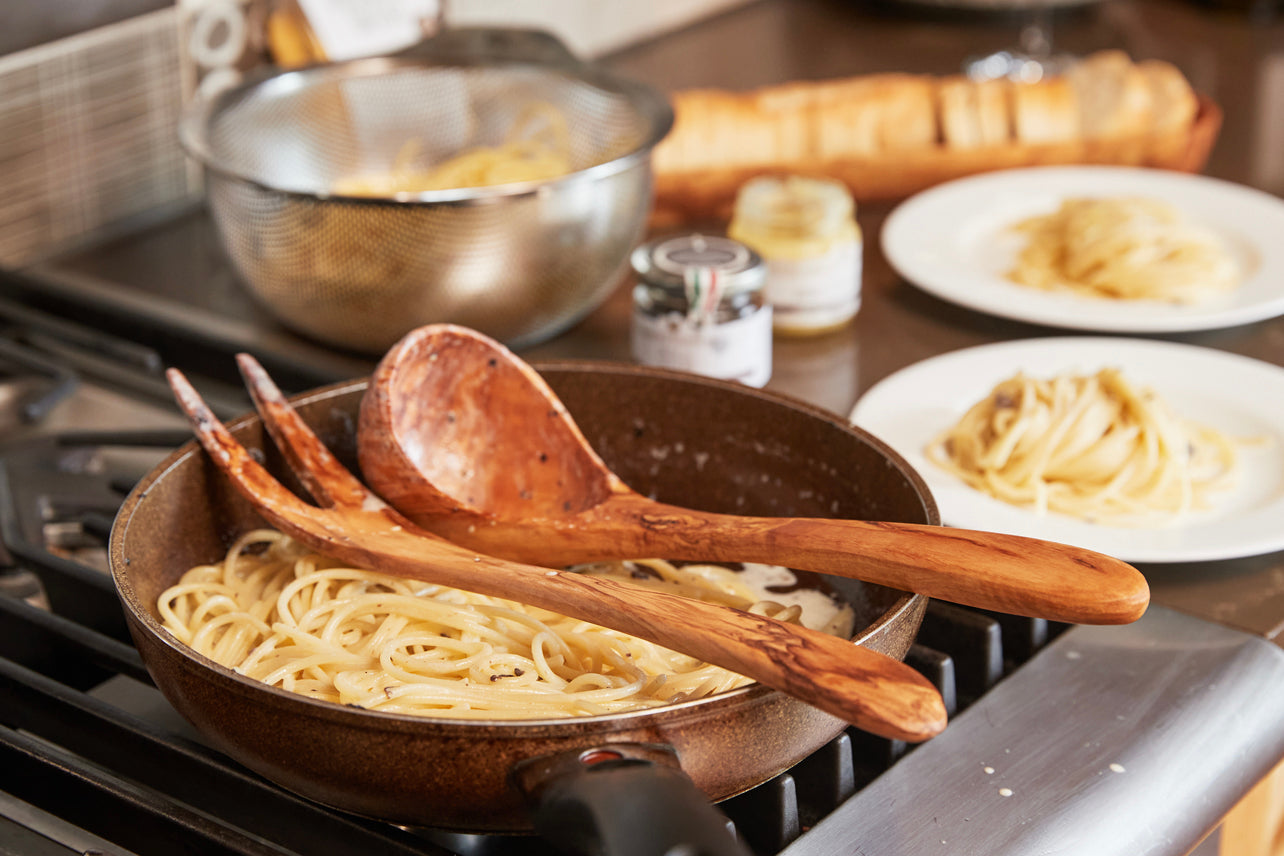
[938,76,1013,149]
[1011,76,1079,144]
[752,83,812,164]
[1137,59,1200,165]
[1067,50,1153,140]
[657,89,775,172]
[1138,59,1199,133]
[875,75,939,151]
[801,74,936,160]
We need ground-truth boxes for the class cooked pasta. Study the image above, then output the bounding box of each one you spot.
[926,368,1240,526]
[158,530,854,719]
[1007,197,1239,304]
[333,102,572,196]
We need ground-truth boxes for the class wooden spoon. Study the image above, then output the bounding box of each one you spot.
[357,324,1150,626]
[168,362,947,742]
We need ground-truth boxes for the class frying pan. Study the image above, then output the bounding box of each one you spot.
[109,362,935,852]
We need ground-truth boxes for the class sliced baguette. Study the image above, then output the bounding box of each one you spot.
[650,51,1213,223]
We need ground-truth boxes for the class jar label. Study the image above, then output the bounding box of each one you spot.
[631,306,773,388]
[763,242,862,332]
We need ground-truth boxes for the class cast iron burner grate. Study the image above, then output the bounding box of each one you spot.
[0,429,1067,856]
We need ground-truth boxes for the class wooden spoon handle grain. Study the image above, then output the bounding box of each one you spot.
[443,491,1148,626]
[605,499,1150,626]
[315,522,948,743]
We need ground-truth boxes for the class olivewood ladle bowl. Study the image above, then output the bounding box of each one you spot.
[358,324,1150,626]
[166,359,948,743]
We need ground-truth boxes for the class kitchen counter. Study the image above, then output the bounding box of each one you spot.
[517,0,1284,645]
[6,4,1281,852]
[23,0,1284,646]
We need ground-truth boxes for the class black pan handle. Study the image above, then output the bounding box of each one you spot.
[514,744,751,856]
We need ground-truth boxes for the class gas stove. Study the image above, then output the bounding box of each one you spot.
[1,210,1283,855]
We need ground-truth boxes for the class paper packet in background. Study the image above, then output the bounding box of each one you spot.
[178,0,442,103]
[176,0,442,192]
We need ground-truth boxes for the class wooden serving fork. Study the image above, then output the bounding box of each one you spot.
[164,357,948,742]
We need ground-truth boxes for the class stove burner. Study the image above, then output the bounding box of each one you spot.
[0,259,1276,856]
[0,339,79,428]
[0,419,1070,856]
[0,560,47,612]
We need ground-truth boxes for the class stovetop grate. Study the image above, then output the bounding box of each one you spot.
[0,428,1066,856]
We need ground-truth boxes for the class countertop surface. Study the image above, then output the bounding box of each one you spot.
[30,0,1284,643]
[520,0,1284,644]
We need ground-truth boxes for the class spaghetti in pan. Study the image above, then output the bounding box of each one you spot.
[158,529,855,720]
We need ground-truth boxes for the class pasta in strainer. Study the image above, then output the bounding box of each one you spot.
[333,102,572,196]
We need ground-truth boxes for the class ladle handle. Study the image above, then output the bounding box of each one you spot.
[726,517,1148,625]
[516,496,1149,626]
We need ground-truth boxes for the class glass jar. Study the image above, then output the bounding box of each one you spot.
[728,175,862,336]
[630,234,772,388]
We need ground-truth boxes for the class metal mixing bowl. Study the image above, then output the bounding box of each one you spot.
[179,28,673,354]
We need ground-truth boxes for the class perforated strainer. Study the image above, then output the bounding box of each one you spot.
[179,28,672,354]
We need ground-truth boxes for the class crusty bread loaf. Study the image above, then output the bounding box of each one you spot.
[651,51,1219,226]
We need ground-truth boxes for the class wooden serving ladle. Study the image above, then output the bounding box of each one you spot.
[357,324,1150,626]
[165,359,948,742]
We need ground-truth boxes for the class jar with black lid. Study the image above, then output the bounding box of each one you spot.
[630,234,772,387]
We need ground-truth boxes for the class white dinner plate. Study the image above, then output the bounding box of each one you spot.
[881,166,1284,333]
[849,337,1284,563]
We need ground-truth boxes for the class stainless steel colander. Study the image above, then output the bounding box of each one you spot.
[179,28,672,354]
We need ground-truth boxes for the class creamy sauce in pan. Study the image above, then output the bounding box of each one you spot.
[574,559,857,638]
[160,534,858,719]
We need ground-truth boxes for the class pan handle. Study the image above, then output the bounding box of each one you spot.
[514,743,751,856]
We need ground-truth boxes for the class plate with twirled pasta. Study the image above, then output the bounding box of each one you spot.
[881,166,1284,333]
[850,337,1284,563]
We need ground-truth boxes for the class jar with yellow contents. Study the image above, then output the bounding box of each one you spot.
[728,175,863,336]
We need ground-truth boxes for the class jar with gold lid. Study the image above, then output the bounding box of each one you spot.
[728,175,862,336]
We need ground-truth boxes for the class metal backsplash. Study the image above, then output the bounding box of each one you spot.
[0,8,196,266]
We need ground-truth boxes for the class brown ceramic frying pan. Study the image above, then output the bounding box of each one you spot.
[108,363,935,852]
